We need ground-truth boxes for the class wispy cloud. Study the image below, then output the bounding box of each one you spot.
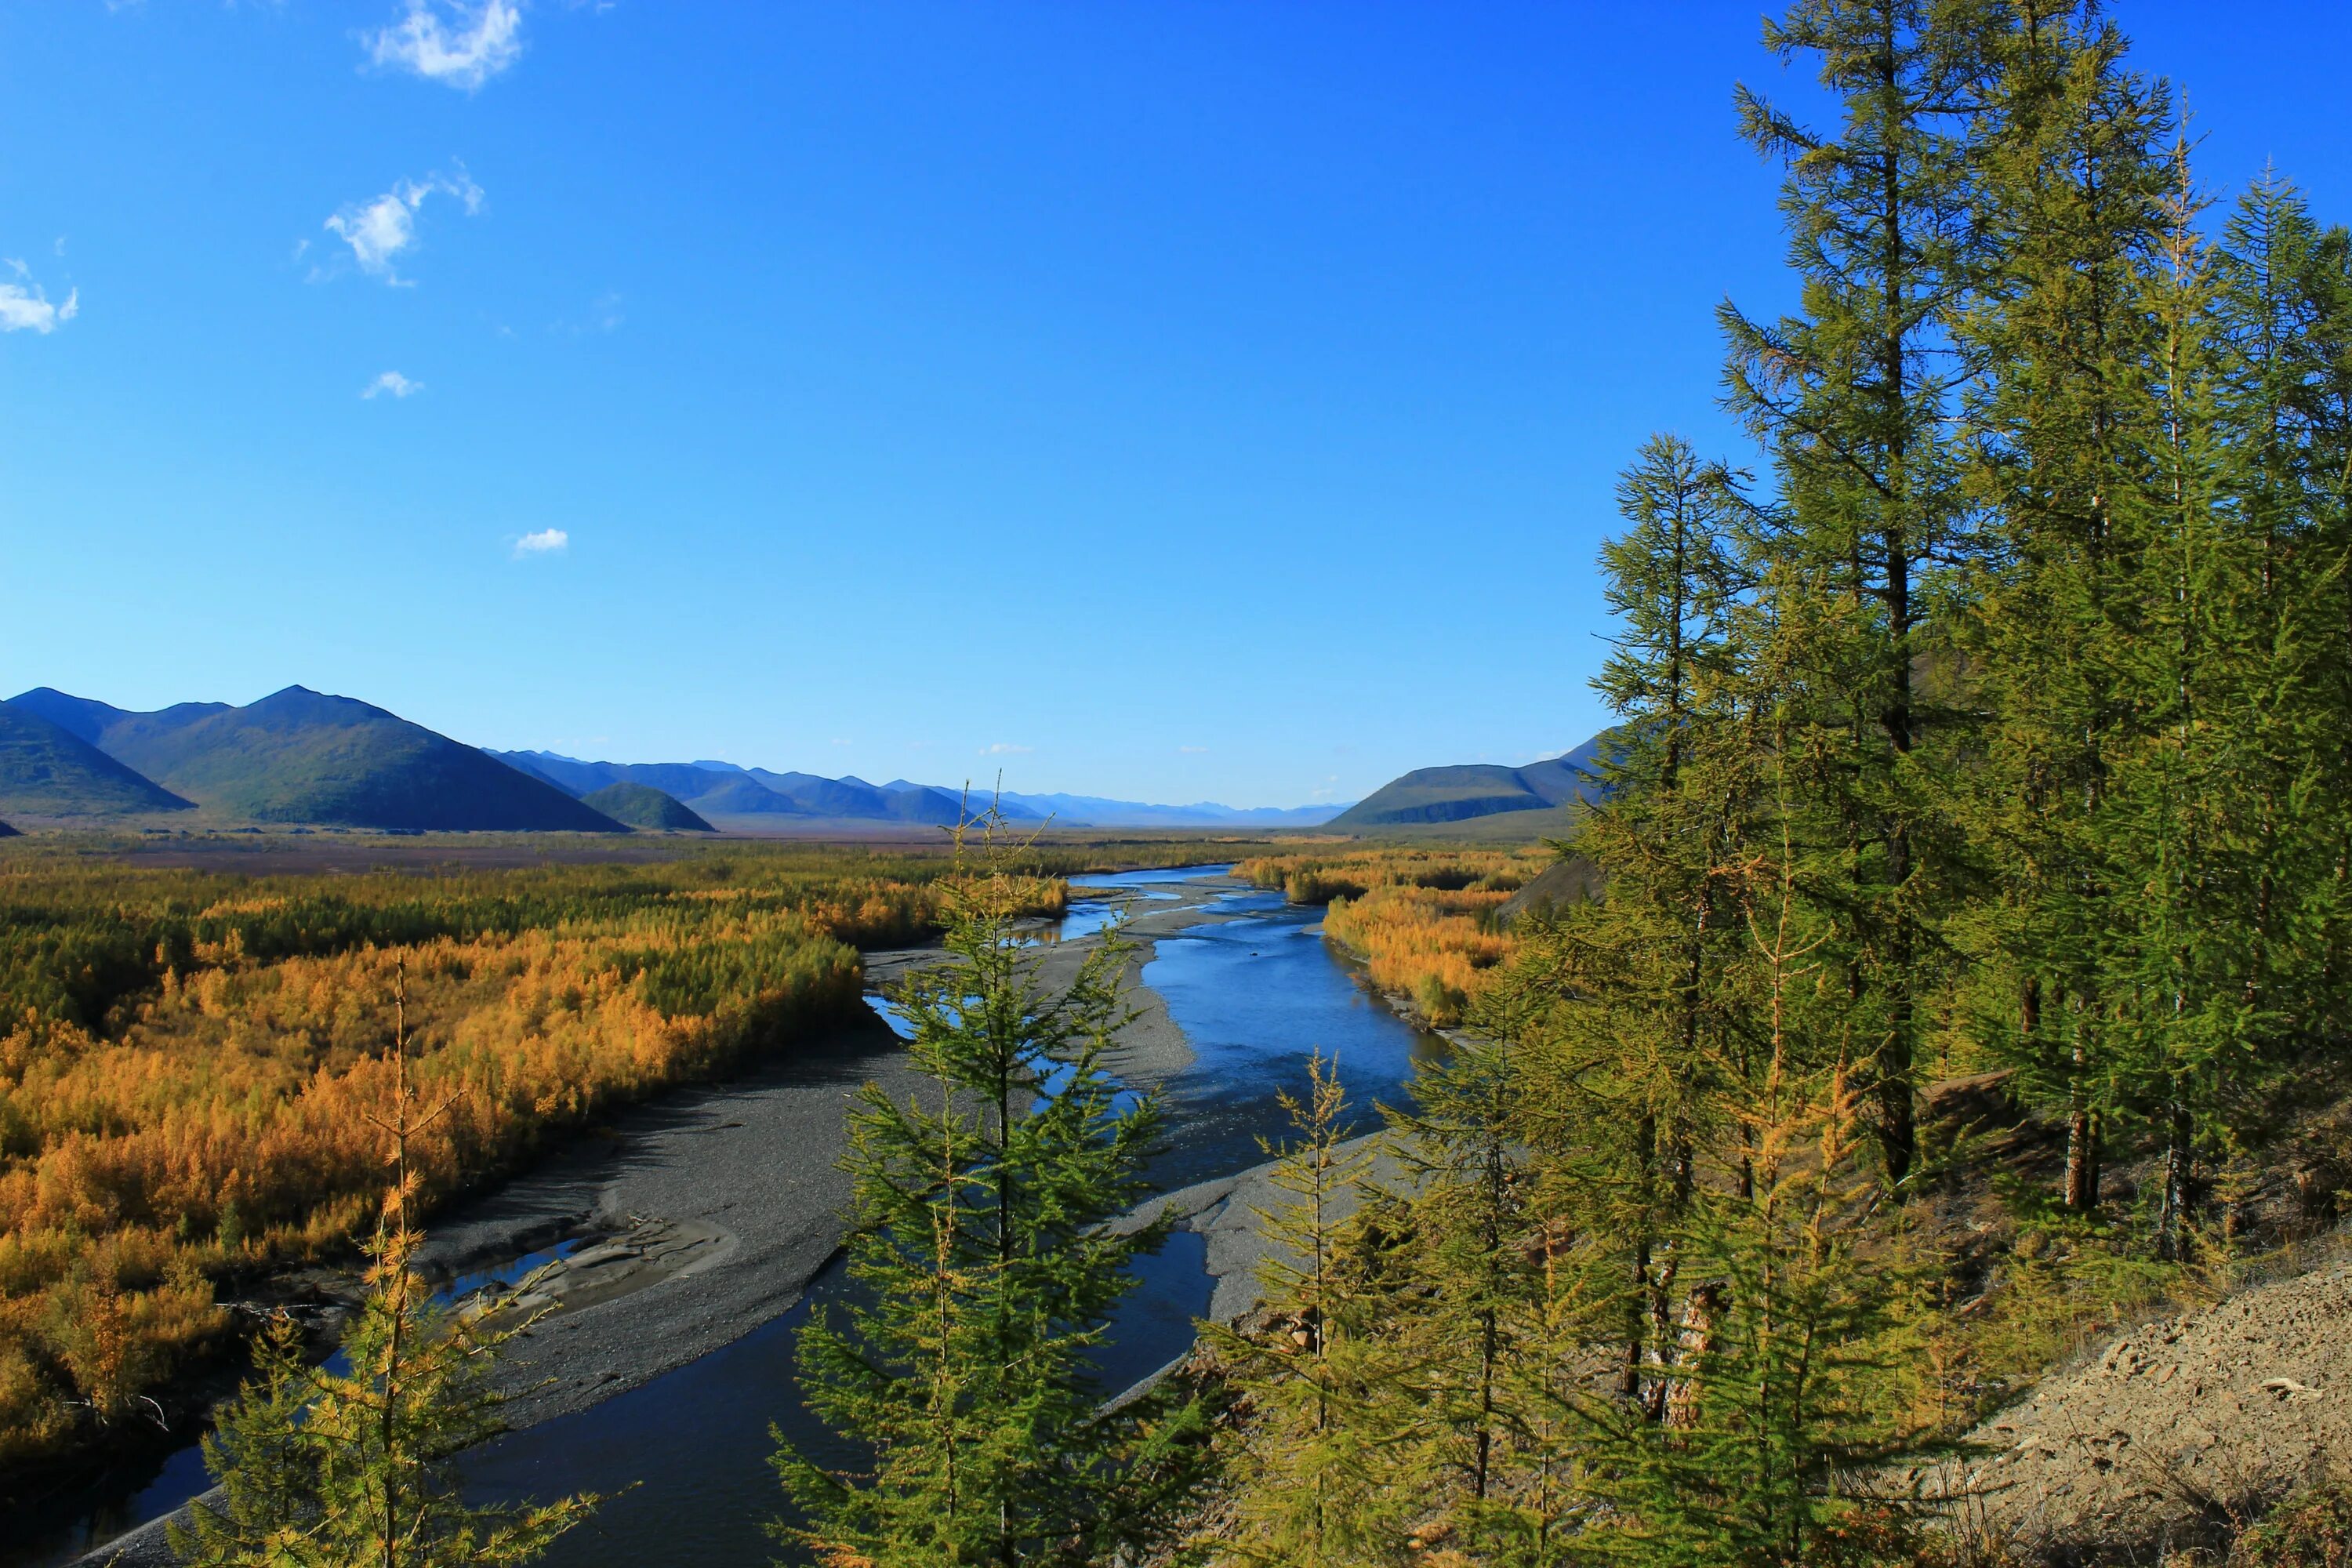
[513,528,569,557]
[0,261,78,333]
[982,742,1033,756]
[1178,745,1209,755]
[322,169,484,285]
[365,0,523,91]
[361,370,423,399]
[552,290,624,336]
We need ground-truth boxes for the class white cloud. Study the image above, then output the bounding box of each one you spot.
[366,0,524,91]
[322,169,484,284]
[982,742,1033,756]
[513,528,569,557]
[0,265,78,333]
[361,370,423,399]
[1178,745,1209,754]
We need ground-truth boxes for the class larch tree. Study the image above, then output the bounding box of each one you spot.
[775,814,1207,1568]
[1719,0,2004,1189]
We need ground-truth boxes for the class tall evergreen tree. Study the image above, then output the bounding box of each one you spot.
[1541,434,1762,1407]
[1951,1,2177,1216]
[775,816,1205,1568]
[1720,0,2005,1187]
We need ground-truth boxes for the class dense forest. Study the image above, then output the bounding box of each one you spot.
[1192,1,2352,1560]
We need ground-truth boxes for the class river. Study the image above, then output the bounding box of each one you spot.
[26,866,1441,1568]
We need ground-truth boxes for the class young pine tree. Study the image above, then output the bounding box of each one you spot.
[775,815,1204,1568]
[172,967,597,1568]
[1201,1051,1423,1568]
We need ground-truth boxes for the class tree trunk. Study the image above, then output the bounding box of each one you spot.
[1661,1282,1726,1432]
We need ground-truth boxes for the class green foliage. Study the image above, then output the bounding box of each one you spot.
[97,686,625,833]
[1203,1054,1425,1567]
[775,819,1207,1567]
[1218,5,2352,1561]
[2232,1479,2352,1566]
[0,700,194,818]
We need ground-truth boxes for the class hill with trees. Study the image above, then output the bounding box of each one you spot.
[0,700,197,818]
[579,782,717,832]
[1329,731,1608,827]
[89,687,626,832]
[6,687,231,754]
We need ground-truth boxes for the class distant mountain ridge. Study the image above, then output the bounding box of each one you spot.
[0,684,1353,833]
[1330,733,1611,829]
[492,751,968,825]
[501,752,1345,829]
[976,789,1348,829]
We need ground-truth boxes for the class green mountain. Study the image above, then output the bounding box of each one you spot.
[95,686,628,832]
[579,782,717,832]
[0,701,198,817]
[1330,733,1610,829]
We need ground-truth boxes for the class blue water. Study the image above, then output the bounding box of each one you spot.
[21,864,1437,1568]
[437,1238,588,1308]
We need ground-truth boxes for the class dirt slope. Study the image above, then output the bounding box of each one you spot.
[1947,1258,2352,1555]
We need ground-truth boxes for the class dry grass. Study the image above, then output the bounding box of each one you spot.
[1236,848,1552,1025]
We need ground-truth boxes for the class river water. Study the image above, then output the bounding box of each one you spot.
[23,866,1441,1568]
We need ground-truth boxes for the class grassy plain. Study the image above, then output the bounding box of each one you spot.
[0,832,1250,1488]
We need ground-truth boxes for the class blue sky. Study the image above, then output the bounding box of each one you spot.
[3,2,2346,807]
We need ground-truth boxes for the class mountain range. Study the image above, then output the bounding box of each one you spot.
[0,685,1356,833]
